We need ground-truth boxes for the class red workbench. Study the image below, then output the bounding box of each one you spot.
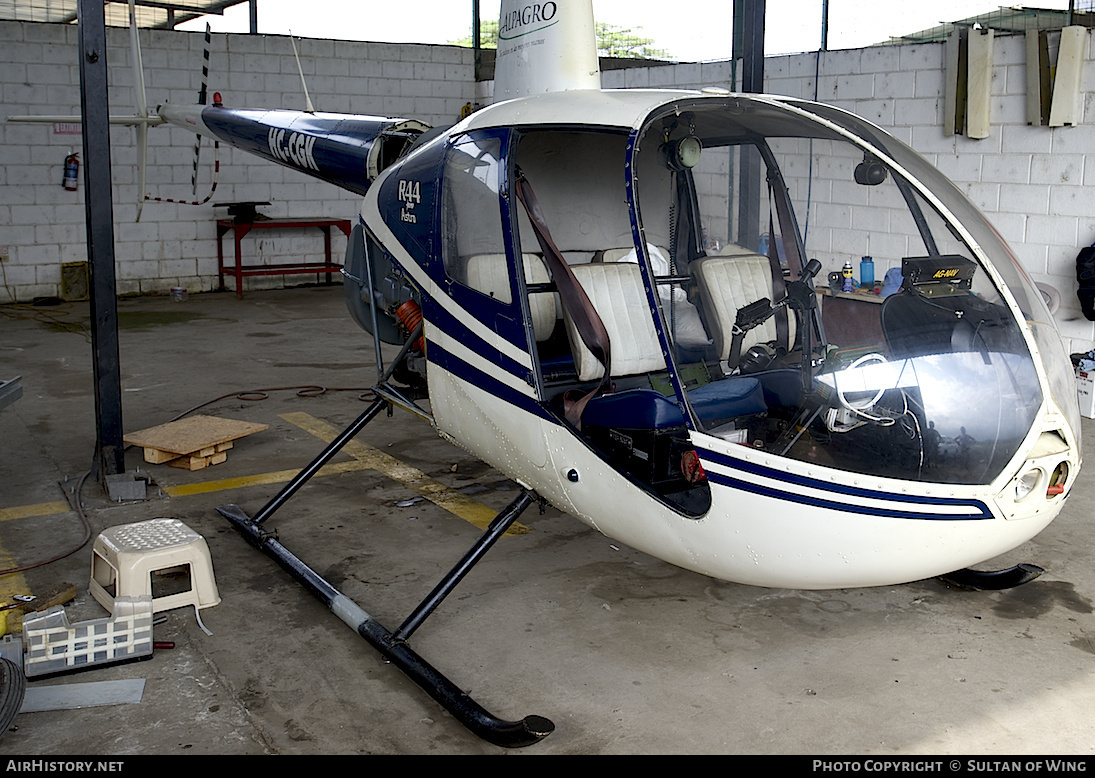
[216,217,352,298]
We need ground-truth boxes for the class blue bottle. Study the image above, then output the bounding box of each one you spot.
[860,256,875,289]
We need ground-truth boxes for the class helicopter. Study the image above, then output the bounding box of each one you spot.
[23,0,1084,748]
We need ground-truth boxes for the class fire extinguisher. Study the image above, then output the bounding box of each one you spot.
[62,152,79,191]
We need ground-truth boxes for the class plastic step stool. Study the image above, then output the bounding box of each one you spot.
[89,519,220,634]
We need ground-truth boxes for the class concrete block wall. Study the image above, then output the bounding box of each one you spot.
[602,31,1095,352]
[3,20,1094,352]
[0,20,476,301]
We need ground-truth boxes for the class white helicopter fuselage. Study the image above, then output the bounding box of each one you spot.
[431,367,1059,590]
[360,87,1081,590]
[150,0,1079,593]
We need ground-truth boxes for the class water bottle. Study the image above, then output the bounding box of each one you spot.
[860,256,874,289]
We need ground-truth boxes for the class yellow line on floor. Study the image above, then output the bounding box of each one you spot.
[0,544,30,623]
[0,464,374,521]
[0,413,526,538]
[162,459,373,497]
[0,513,40,619]
[0,501,70,616]
[0,501,71,523]
[279,411,528,534]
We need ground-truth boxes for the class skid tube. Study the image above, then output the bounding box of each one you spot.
[938,563,1045,591]
[217,397,554,748]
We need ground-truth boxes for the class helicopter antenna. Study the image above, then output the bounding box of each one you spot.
[289,32,316,114]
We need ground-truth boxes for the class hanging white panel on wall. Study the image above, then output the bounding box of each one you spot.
[943,27,963,136]
[967,28,994,139]
[1026,29,1051,125]
[1049,26,1087,127]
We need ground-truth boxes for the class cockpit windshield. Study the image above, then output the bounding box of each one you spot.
[630,97,1061,486]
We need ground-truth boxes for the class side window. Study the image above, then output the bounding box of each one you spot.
[441,135,512,304]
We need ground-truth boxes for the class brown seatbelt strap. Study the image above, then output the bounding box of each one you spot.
[514,171,612,429]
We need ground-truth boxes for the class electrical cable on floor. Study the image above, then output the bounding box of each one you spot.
[0,300,92,343]
[0,470,93,579]
[0,384,377,578]
[164,384,375,423]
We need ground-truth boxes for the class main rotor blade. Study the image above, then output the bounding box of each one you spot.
[135,123,147,222]
[128,0,147,120]
[129,0,148,221]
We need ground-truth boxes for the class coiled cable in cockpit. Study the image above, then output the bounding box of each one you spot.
[829,353,910,429]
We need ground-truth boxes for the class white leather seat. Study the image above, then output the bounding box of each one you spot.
[692,247,795,362]
[464,253,559,342]
[564,262,665,381]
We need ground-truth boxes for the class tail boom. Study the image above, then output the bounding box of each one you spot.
[157,103,429,196]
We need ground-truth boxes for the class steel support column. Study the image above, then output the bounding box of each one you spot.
[739,0,766,93]
[77,0,125,479]
[473,0,482,82]
[734,0,765,252]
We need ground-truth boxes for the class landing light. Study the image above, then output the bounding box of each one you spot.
[1014,468,1042,501]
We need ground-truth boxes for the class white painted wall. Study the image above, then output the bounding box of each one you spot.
[0,20,475,300]
[2,21,1094,351]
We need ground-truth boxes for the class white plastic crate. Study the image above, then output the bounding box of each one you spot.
[22,596,153,678]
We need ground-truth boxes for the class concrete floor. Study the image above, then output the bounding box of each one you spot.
[1,285,1094,756]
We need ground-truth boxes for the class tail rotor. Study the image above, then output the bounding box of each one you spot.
[192,23,211,196]
[136,13,220,212]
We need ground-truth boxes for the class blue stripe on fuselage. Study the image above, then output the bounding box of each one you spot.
[697,446,994,520]
[420,291,534,384]
[426,337,555,422]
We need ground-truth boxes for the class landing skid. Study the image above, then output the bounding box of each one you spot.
[218,395,554,748]
[937,563,1045,591]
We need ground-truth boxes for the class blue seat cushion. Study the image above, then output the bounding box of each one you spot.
[753,369,802,408]
[583,389,687,430]
[688,376,767,424]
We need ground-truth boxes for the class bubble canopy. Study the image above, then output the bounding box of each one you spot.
[628,95,1080,486]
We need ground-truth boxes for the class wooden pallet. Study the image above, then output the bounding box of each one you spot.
[123,415,268,470]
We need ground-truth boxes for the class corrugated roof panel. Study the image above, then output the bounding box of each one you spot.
[0,0,248,30]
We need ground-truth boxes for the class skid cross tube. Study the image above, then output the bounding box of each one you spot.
[218,495,553,748]
[394,490,534,642]
[252,395,388,525]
